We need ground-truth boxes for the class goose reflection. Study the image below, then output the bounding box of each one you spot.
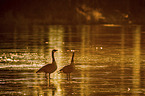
[59,51,75,80]
[41,79,56,96]
[36,49,58,79]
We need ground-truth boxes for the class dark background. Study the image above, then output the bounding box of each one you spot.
[0,0,145,25]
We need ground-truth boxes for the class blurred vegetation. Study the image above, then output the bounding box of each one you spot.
[0,0,145,26]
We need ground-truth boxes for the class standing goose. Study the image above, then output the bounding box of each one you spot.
[36,49,58,79]
[59,52,75,80]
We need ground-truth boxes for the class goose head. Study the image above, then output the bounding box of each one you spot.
[52,49,58,53]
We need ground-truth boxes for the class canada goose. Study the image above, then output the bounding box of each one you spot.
[36,49,58,79]
[59,52,75,80]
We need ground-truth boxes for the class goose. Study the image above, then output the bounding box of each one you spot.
[36,49,58,79]
[59,52,75,80]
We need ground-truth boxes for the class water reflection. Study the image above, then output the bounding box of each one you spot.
[0,25,145,95]
[35,78,57,96]
[132,25,141,95]
[120,26,125,95]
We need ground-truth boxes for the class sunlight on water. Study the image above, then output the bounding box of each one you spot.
[132,26,141,95]
[0,25,145,96]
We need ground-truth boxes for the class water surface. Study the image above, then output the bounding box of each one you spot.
[0,25,145,96]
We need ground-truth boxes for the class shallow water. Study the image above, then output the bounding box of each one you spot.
[0,25,145,96]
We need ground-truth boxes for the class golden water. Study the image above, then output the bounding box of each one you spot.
[0,25,145,96]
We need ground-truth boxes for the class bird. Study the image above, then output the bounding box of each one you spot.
[36,49,58,79]
[59,52,75,80]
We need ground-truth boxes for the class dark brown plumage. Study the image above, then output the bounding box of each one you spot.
[59,52,75,80]
[36,49,58,79]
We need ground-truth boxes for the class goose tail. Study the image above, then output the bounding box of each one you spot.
[36,69,42,73]
[58,69,63,74]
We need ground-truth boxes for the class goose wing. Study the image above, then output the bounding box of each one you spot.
[60,64,74,73]
[36,64,52,73]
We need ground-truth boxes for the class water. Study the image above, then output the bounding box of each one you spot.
[0,24,145,96]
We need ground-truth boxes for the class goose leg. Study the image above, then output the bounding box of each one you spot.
[69,73,70,80]
[67,73,69,80]
[49,73,51,80]
[48,78,50,86]
[45,73,47,78]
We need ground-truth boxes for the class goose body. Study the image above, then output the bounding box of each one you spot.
[36,49,58,79]
[36,62,57,73]
[60,52,75,80]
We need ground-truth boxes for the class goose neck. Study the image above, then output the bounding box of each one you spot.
[52,51,55,62]
[71,52,74,63]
